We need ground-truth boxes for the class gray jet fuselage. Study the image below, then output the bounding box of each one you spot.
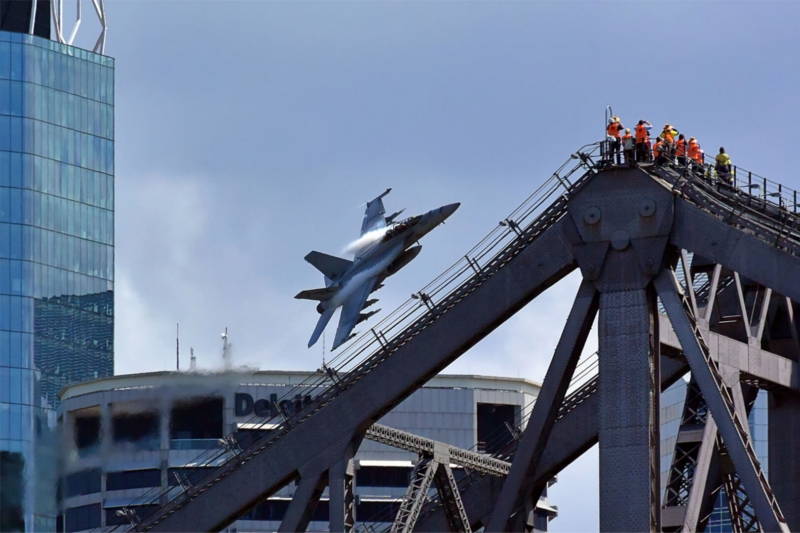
[297,198,460,350]
[317,204,459,315]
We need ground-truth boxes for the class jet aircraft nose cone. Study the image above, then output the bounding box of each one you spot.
[440,202,460,219]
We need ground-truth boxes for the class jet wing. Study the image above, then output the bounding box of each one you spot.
[361,188,391,236]
[331,276,379,350]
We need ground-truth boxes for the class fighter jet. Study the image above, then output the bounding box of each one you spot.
[296,189,460,350]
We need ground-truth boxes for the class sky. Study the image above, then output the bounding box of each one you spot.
[63,1,800,531]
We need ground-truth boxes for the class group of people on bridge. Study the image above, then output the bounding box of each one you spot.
[605,116,733,183]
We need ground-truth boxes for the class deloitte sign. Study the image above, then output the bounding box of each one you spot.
[234,392,314,418]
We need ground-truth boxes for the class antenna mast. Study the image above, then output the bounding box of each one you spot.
[190,348,196,370]
[176,323,180,371]
[221,327,230,369]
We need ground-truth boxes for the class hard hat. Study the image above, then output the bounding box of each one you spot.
[625,128,631,133]
[608,119,613,124]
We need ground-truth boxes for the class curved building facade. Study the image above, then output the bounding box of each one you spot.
[57,370,556,532]
[0,28,114,532]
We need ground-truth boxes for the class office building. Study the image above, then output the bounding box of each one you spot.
[57,370,557,532]
[0,4,114,529]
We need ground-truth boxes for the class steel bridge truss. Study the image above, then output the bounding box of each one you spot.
[127,148,800,533]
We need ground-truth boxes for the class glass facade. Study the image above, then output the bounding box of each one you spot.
[0,30,114,531]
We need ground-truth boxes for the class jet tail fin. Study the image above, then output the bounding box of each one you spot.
[295,286,340,301]
[305,251,353,281]
[308,307,336,348]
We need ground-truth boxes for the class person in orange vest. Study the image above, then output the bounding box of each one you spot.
[634,120,652,162]
[644,134,653,162]
[607,116,624,165]
[675,134,688,166]
[653,137,668,165]
[688,137,702,163]
[622,128,635,167]
[687,137,704,175]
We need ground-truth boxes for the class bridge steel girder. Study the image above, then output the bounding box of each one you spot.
[276,469,328,533]
[597,288,661,533]
[486,280,599,532]
[656,270,789,533]
[414,355,690,532]
[138,216,580,533]
[670,197,800,308]
[658,314,800,393]
[419,312,797,533]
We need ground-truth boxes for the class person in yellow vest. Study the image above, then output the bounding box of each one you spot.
[622,128,635,167]
[606,116,624,165]
[660,123,679,157]
[715,147,733,184]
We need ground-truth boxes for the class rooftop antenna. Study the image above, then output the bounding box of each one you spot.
[221,328,230,370]
[176,323,180,371]
[190,348,196,371]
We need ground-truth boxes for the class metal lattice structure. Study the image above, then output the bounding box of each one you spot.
[118,145,800,533]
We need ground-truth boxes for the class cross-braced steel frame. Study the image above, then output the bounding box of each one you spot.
[127,148,800,533]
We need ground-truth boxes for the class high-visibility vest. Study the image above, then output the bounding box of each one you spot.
[622,133,633,149]
[662,130,674,143]
[635,124,648,142]
[688,141,702,162]
[716,153,732,169]
[676,139,687,157]
[607,122,622,138]
[654,141,665,157]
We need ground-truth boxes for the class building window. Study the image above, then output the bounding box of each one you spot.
[241,499,329,522]
[112,410,159,449]
[65,503,101,533]
[74,416,100,452]
[0,451,25,532]
[241,499,290,521]
[477,403,517,455]
[357,500,401,524]
[170,397,223,440]
[356,466,412,488]
[64,469,102,497]
[106,469,161,491]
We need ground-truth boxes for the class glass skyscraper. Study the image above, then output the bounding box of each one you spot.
[0,24,114,531]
